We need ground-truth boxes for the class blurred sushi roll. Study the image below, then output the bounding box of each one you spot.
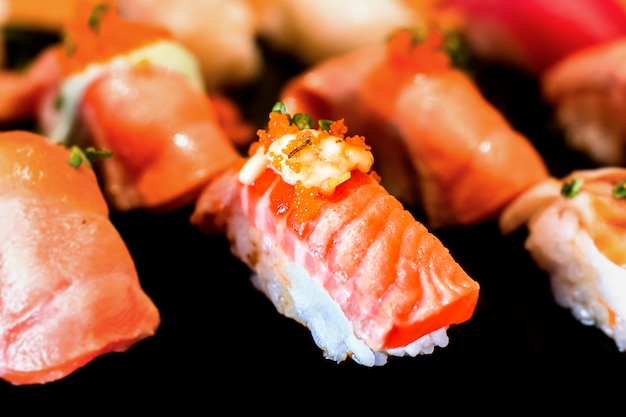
[542,37,626,166]
[436,0,626,75]
[500,167,626,351]
[250,0,437,65]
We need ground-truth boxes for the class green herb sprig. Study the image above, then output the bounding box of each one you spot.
[88,3,110,34]
[68,146,113,168]
[612,180,626,198]
[561,178,583,198]
[271,101,333,132]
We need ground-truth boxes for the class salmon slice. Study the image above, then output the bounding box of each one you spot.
[58,0,241,211]
[191,109,479,366]
[384,68,550,228]
[80,65,241,211]
[0,130,159,385]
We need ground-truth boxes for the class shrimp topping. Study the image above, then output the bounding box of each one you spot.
[239,105,374,195]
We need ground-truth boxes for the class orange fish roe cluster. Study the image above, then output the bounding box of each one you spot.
[285,171,379,235]
[288,183,324,234]
[268,151,285,172]
[282,130,315,173]
[57,0,171,76]
[321,118,369,150]
[345,134,370,150]
[387,27,451,74]
[283,155,305,174]
[328,118,348,137]
[284,130,316,157]
[255,112,370,154]
[255,112,300,151]
[250,106,375,217]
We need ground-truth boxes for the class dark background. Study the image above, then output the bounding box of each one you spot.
[1,27,624,409]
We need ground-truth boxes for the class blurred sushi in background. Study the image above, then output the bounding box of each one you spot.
[500,167,626,352]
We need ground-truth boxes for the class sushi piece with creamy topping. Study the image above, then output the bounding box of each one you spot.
[191,103,480,366]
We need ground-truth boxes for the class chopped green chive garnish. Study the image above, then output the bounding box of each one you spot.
[612,180,626,198]
[272,102,288,114]
[62,32,77,58]
[68,146,87,168]
[318,120,332,131]
[444,31,473,73]
[88,3,110,33]
[54,94,65,111]
[271,102,333,132]
[68,146,113,168]
[561,178,584,198]
[291,113,313,130]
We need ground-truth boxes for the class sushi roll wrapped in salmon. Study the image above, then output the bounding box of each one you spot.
[500,167,626,351]
[191,103,480,366]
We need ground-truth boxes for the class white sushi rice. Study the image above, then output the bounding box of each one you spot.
[525,206,626,350]
[227,201,449,366]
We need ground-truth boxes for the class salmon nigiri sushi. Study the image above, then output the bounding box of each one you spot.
[500,167,626,351]
[0,130,160,385]
[190,104,480,366]
[279,27,550,230]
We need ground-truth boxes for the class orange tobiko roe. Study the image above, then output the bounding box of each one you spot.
[365,27,453,103]
[56,0,171,76]
[250,111,379,234]
[255,111,370,154]
[387,28,451,74]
